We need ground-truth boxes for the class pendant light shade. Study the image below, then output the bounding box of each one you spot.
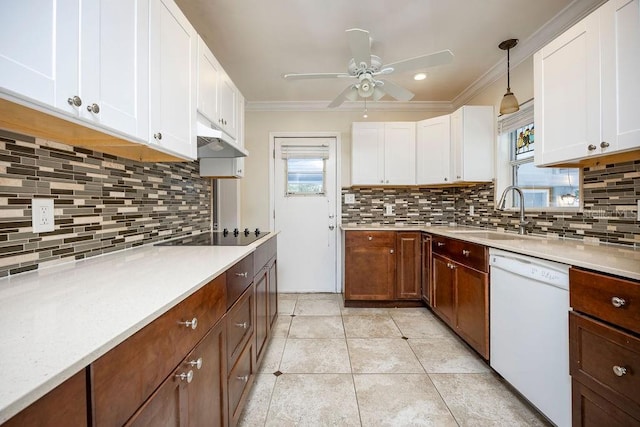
[499,39,519,115]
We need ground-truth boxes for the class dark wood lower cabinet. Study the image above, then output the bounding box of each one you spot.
[344,231,396,301]
[431,254,455,325]
[396,232,421,299]
[2,370,88,427]
[455,264,489,359]
[572,380,640,427]
[420,234,431,305]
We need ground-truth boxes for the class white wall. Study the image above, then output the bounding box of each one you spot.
[241,56,535,230]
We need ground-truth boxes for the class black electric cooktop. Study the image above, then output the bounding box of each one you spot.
[156,229,269,247]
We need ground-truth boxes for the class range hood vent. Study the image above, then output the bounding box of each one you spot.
[197,121,248,158]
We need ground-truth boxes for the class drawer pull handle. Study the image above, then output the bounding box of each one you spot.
[188,357,203,370]
[176,370,194,383]
[235,322,248,329]
[235,272,248,278]
[611,296,626,308]
[178,317,198,330]
[462,249,470,257]
[437,242,445,247]
[613,365,627,377]
[236,375,249,383]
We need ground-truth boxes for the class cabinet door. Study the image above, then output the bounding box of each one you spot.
[125,370,187,427]
[396,232,421,300]
[187,320,227,427]
[432,254,455,326]
[149,0,197,159]
[601,0,640,153]
[453,106,494,182]
[3,370,87,427]
[268,257,278,328]
[534,12,601,166]
[455,264,489,359]
[254,267,269,366]
[416,115,451,184]
[218,74,238,138]
[197,36,222,126]
[351,122,384,185]
[421,235,431,305]
[0,0,78,111]
[81,0,148,139]
[384,122,416,185]
[344,232,395,301]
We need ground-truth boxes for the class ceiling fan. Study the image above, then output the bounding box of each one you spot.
[283,28,454,108]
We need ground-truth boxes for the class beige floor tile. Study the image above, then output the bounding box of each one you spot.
[353,374,458,427]
[409,336,490,374]
[238,373,277,427]
[296,292,342,301]
[259,338,286,373]
[388,307,431,316]
[271,315,292,338]
[289,315,345,338]
[294,299,341,316]
[265,374,360,427]
[340,306,390,316]
[429,373,549,426]
[277,298,296,315]
[280,339,351,373]
[391,312,452,338]
[343,314,402,338]
[348,338,424,374]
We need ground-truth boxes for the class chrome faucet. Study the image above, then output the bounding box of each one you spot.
[497,186,531,235]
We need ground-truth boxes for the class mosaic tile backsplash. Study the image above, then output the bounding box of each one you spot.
[0,132,211,277]
[342,160,640,247]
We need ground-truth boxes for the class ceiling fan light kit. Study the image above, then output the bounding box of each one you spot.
[283,28,454,108]
[499,38,520,115]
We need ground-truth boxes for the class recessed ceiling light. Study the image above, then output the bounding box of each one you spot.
[414,73,427,81]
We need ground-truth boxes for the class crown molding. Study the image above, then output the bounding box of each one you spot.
[245,100,453,113]
[451,0,607,109]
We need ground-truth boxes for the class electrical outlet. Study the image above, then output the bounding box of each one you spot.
[384,204,394,216]
[344,194,355,204]
[32,198,54,233]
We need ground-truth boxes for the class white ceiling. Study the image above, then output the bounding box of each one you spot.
[175,0,605,109]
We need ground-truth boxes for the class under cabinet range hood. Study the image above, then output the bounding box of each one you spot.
[197,121,248,158]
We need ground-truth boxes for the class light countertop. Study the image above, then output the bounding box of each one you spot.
[341,224,640,281]
[0,233,277,423]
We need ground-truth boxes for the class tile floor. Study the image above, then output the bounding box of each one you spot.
[238,293,549,426]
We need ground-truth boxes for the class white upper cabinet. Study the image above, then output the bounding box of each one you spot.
[416,115,451,185]
[535,0,640,166]
[149,0,197,160]
[450,106,494,182]
[0,0,78,109]
[0,0,148,142]
[197,36,238,140]
[351,122,416,186]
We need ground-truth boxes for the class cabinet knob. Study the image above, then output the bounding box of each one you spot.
[86,103,100,114]
[390,249,394,254]
[462,249,470,257]
[235,321,248,329]
[437,242,445,247]
[612,365,627,377]
[178,317,198,330]
[154,132,162,141]
[380,180,384,184]
[67,95,82,107]
[236,375,249,383]
[329,225,335,230]
[368,236,373,241]
[235,272,248,278]
[188,357,203,370]
[600,141,610,149]
[611,296,626,308]
[444,177,448,181]
[456,175,461,179]
[237,169,242,174]
[176,370,194,383]
[587,144,597,151]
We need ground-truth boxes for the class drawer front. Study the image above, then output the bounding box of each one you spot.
[228,340,254,426]
[227,254,254,309]
[92,274,227,427]
[345,231,396,248]
[227,284,254,370]
[570,267,640,335]
[253,236,276,277]
[432,236,488,273]
[570,312,640,418]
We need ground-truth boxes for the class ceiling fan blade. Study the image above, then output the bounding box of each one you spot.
[346,28,371,68]
[283,72,352,80]
[377,79,415,101]
[328,85,358,108]
[382,49,454,74]
[372,87,386,101]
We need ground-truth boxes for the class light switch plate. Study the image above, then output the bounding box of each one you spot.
[32,198,54,233]
[344,194,355,204]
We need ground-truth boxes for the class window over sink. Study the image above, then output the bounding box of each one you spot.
[496,100,581,210]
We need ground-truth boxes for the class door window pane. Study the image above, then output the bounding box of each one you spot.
[285,158,325,196]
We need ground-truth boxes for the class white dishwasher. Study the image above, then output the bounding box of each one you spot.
[489,248,571,427]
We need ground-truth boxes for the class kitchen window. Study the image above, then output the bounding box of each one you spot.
[496,100,580,210]
[281,144,329,196]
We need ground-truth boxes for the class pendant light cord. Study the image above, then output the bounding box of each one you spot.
[506,48,511,91]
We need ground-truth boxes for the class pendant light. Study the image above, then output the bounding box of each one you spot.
[499,38,519,115]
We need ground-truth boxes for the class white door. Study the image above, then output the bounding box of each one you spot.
[274,137,337,293]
